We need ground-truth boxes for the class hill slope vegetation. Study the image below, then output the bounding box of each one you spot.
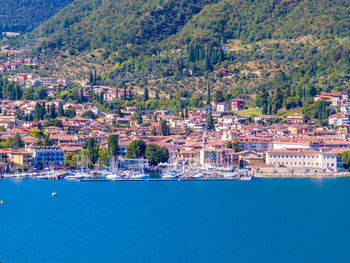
[0,0,74,33]
[25,0,350,109]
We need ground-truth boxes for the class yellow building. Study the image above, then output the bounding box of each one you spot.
[8,150,32,168]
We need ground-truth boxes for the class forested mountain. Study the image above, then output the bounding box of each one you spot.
[0,0,74,32]
[32,0,349,55]
[25,0,350,110]
[32,0,215,53]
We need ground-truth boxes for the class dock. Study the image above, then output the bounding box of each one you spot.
[75,178,238,182]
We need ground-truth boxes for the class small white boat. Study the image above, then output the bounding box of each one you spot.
[36,173,50,179]
[106,172,123,179]
[65,172,91,180]
[239,175,252,181]
[188,173,204,179]
[162,172,178,179]
[129,173,149,179]
[51,192,58,197]
[221,172,238,179]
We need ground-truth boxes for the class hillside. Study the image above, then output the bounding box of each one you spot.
[0,0,74,33]
[32,0,215,53]
[26,0,350,103]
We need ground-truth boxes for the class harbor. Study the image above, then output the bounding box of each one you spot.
[0,166,253,181]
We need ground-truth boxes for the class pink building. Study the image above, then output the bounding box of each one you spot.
[230,99,244,110]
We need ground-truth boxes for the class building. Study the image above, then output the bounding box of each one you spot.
[216,102,228,112]
[238,150,264,166]
[230,99,244,110]
[238,137,272,152]
[314,92,348,107]
[265,149,338,172]
[340,103,350,113]
[8,150,32,168]
[328,113,350,126]
[26,145,65,168]
[287,114,306,124]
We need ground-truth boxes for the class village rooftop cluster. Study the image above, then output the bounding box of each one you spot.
[0,45,350,177]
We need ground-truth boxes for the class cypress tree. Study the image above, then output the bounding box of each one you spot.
[41,103,46,119]
[159,119,164,136]
[207,84,211,106]
[51,104,57,119]
[137,111,142,125]
[123,86,127,100]
[207,111,215,130]
[107,134,119,158]
[89,69,93,84]
[58,103,64,117]
[80,88,84,103]
[33,103,42,121]
[144,87,149,101]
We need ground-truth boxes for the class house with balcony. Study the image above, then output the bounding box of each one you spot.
[26,145,65,169]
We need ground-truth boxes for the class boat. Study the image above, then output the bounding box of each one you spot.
[221,172,238,179]
[106,172,123,179]
[65,172,91,180]
[129,172,149,180]
[186,172,205,179]
[36,173,50,179]
[162,172,178,180]
[239,175,252,181]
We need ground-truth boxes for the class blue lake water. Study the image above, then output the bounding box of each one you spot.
[1,178,350,263]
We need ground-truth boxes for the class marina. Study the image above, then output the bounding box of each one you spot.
[0,166,252,182]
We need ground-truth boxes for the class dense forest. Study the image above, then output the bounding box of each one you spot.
[0,0,73,33]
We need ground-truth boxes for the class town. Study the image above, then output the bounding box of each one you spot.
[0,45,349,180]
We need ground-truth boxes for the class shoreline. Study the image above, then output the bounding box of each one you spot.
[255,173,350,178]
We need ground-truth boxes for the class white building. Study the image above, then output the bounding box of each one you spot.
[216,102,228,112]
[238,137,272,153]
[266,149,338,172]
[328,113,350,126]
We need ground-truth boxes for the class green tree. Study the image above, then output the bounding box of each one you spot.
[107,134,119,159]
[50,103,57,119]
[184,107,189,119]
[207,84,211,106]
[227,139,241,152]
[159,119,170,136]
[207,111,215,130]
[214,90,225,103]
[136,111,143,125]
[125,140,147,158]
[145,143,169,166]
[33,103,45,121]
[87,137,99,166]
[65,152,78,169]
[65,107,76,118]
[57,103,64,117]
[0,137,14,148]
[340,151,350,170]
[83,110,98,120]
[35,87,47,100]
[144,87,149,101]
[151,126,157,136]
